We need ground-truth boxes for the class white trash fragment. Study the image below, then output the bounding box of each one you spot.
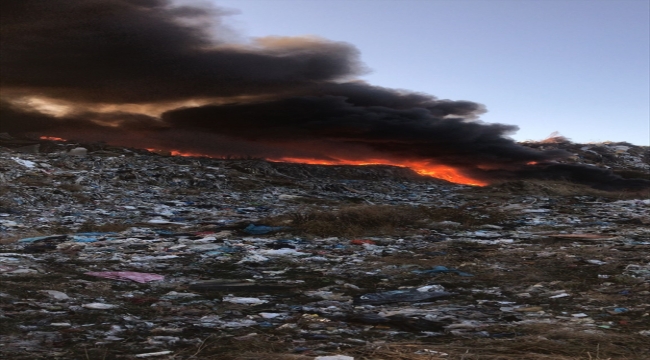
[572,313,589,318]
[220,319,257,328]
[314,356,354,360]
[417,284,445,292]
[40,290,70,301]
[222,296,268,305]
[146,219,187,225]
[11,157,37,168]
[6,269,39,275]
[549,293,570,299]
[160,291,199,299]
[415,349,448,356]
[258,249,308,257]
[237,254,270,263]
[67,147,88,156]
[586,259,607,265]
[259,312,284,319]
[82,303,118,310]
[135,350,173,358]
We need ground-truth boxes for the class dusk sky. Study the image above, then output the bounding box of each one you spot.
[214,0,650,145]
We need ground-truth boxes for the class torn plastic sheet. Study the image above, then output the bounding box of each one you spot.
[413,266,474,277]
[243,224,288,235]
[18,235,67,243]
[354,288,451,305]
[85,271,165,283]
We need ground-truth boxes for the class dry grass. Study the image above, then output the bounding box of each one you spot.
[473,179,650,199]
[264,204,511,237]
[136,329,649,360]
[430,325,650,360]
[57,183,83,192]
[265,205,428,237]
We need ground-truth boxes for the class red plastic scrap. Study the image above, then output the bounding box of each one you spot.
[85,271,165,283]
[350,239,376,245]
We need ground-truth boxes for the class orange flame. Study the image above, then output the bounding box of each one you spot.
[40,136,67,141]
[269,157,487,186]
[526,161,538,165]
[144,148,486,186]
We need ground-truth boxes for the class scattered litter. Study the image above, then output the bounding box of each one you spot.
[82,303,118,310]
[50,323,71,327]
[548,234,617,240]
[415,349,448,356]
[84,271,165,283]
[355,288,451,305]
[134,350,173,358]
[549,293,571,299]
[40,290,70,301]
[1,140,649,359]
[243,224,288,235]
[586,259,607,265]
[414,266,474,277]
[222,296,268,305]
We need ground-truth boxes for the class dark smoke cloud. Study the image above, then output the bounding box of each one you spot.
[160,91,563,168]
[2,0,646,189]
[1,0,362,103]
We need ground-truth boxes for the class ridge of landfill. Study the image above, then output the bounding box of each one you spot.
[1,135,649,360]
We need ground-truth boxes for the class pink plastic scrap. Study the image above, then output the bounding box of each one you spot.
[85,271,165,283]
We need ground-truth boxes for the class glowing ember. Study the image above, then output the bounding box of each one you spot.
[39,136,67,141]
[527,161,538,165]
[269,157,487,186]
[170,150,208,157]
[146,148,208,157]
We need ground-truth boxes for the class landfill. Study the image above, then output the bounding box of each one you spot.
[1,137,649,360]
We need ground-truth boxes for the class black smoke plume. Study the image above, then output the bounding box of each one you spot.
[1,0,646,189]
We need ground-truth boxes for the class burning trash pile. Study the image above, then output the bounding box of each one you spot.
[1,1,648,358]
[1,139,649,360]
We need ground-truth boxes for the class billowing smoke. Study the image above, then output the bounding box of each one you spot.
[1,0,362,103]
[1,0,646,189]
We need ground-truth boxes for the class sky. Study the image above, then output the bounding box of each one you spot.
[214,0,650,145]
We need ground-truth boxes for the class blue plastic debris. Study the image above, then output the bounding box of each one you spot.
[18,235,67,243]
[72,236,99,243]
[72,232,118,243]
[243,224,288,235]
[413,266,474,277]
[74,232,118,236]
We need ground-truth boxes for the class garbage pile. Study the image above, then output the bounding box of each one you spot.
[1,140,649,360]
[522,138,650,175]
